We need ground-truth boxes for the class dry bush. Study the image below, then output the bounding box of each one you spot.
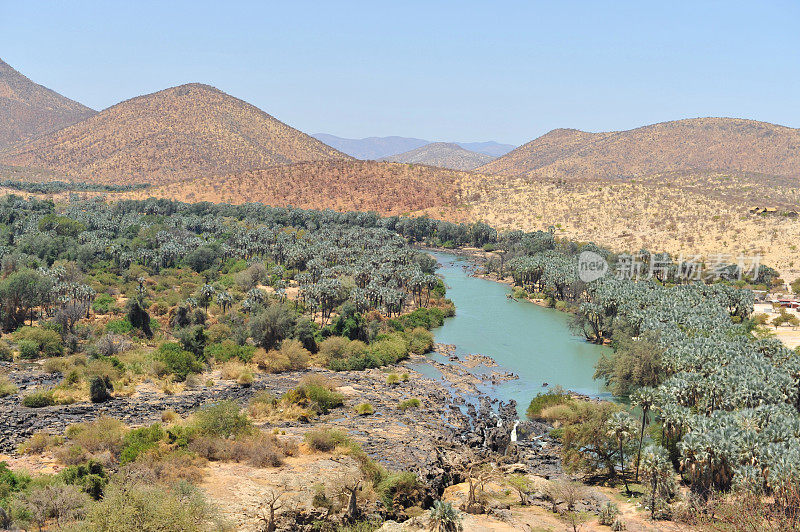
[18,431,64,454]
[125,450,206,484]
[188,435,232,462]
[220,360,249,380]
[229,433,285,467]
[63,416,127,456]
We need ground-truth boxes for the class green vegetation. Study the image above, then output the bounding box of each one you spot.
[525,388,571,420]
[354,402,375,415]
[398,398,421,412]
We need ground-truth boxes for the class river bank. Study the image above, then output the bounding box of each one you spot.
[422,251,611,410]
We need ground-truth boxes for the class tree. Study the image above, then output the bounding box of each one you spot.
[126,298,152,338]
[250,303,296,351]
[198,284,215,312]
[542,400,624,479]
[257,489,284,532]
[89,376,113,403]
[216,290,233,314]
[505,474,534,505]
[594,336,664,397]
[0,269,52,331]
[185,245,218,273]
[640,445,675,520]
[545,480,587,532]
[631,387,656,481]
[179,325,207,358]
[607,411,638,495]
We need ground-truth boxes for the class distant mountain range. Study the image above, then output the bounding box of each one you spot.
[380,142,494,171]
[478,118,800,180]
[0,59,96,149]
[312,133,515,159]
[0,82,349,184]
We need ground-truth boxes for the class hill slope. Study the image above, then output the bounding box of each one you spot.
[380,142,494,170]
[0,83,350,184]
[0,58,95,149]
[122,160,467,215]
[478,118,800,180]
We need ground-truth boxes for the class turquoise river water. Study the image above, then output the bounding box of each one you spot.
[417,252,612,413]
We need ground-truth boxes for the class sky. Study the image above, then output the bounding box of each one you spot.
[1,1,799,145]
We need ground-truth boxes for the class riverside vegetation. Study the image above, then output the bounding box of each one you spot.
[0,195,796,529]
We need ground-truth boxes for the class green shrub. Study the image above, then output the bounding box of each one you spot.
[92,293,116,314]
[284,377,344,414]
[0,340,12,361]
[120,424,166,464]
[355,403,375,415]
[192,401,252,438]
[105,319,134,334]
[13,326,63,358]
[0,376,17,397]
[398,307,447,330]
[407,327,434,354]
[386,373,400,385]
[156,343,204,382]
[84,479,219,531]
[526,390,571,421]
[89,376,113,403]
[22,389,56,408]
[304,428,349,452]
[205,340,255,363]
[0,461,31,501]
[18,339,39,359]
[377,471,420,515]
[59,459,108,499]
[398,398,421,412]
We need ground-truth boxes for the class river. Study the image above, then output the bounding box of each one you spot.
[419,251,611,414]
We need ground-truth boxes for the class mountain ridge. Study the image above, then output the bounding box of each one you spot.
[478,117,800,180]
[0,58,96,149]
[0,83,350,184]
[312,133,514,159]
[380,142,494,170]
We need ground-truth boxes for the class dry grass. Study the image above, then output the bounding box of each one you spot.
[121,160,466,216]
[453,171,800,282]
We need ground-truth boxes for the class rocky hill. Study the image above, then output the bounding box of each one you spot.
[478,118,800,180]
[380,142,494,170]
[0,58,95,149]
[0,83,350,184]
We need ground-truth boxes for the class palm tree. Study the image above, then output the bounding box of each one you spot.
[607,411,638,495]
[631,387,656,481]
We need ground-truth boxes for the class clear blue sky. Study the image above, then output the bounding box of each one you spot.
[2,1,798,144]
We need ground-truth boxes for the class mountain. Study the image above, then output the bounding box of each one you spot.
[455,141,515,157]
[380,142,494,170]
[311,134,429,159]
[0,58,96,149]
[312,134,515,159]
[122,160,468,215]
[0,83,350,184]
[478,118,800,180]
